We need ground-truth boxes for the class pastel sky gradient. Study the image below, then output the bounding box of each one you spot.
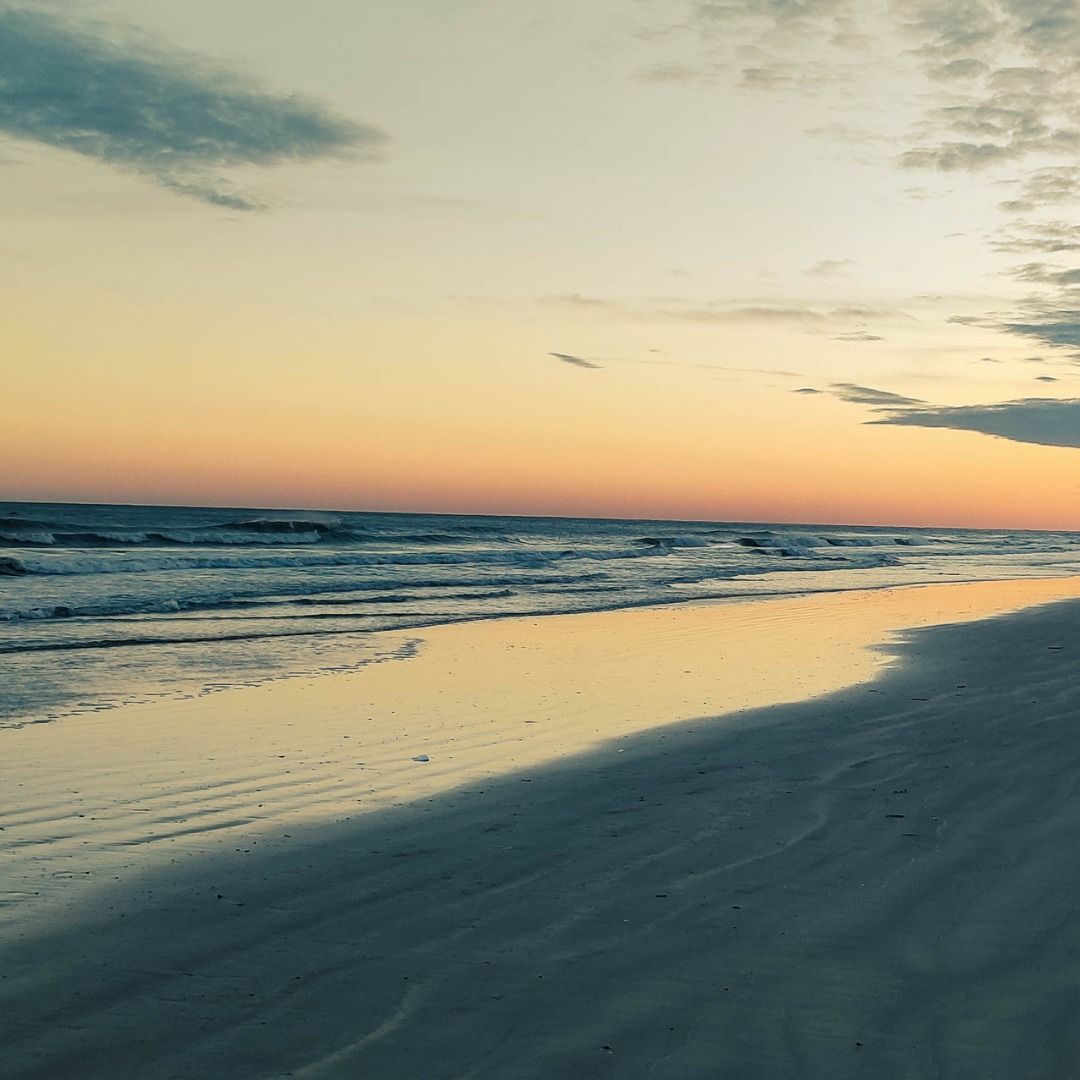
[8,0,1080,527]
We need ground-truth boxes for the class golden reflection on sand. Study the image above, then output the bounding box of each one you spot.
[5,577,1080,918]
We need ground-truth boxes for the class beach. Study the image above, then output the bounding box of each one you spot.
[5,578,1080,1077]
[12,1,1080,1074]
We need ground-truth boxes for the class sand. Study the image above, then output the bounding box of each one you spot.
[5,579,1080,1077]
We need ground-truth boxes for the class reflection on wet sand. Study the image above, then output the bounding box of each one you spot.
[5,576,1080,926]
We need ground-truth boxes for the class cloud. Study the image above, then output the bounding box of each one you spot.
[674,0,1080,377]
[663,302,906,327]
[0,6,385,208]
[1000,165,1080,211]
[943,301,1080,351]
[1001,315,1080,348]
[541,294,904,340]
[696,0,855,31]
[668,305,827,324]
[832,305,902,319]
[896,1,1002,58]
[927,57,991,81]
[829,383,926,406]
[893,9,1080,180]
[549,352,603,370]
[637,61,709,84]
[902,185,938,201]
[543,293,619,310]
[806,258,854,278]
[995,221,1080,255]
[681,0,867,100]
[740,64,802,91]
[544,296,835,326]
[794,382,925,405]
[1011,262,1080,287]
[898,141,1019,172]
[805,121,887,147]
[682,0,1080,183]
[871,397,1080,448]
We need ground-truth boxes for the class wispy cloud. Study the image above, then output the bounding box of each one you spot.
[637,61,709,85]
[1001,315,1080,349]
[871,397,1080,449]
[541,293,904,333]
[829,383,925,406]
[942,303,1080,351]
[0,6,386,209]
[995,221,1080,255]
[1011,263,1080,287]
[682,1,1080,177]
[806,258,854,278]
[549,352,603,370]
[792,383,925,406]
[1000,166,1080,212]
[695,0,860,43]
[544,293,619,310]
[834,330,884,342]
[668,304,827,324]
[669,0,1080,371]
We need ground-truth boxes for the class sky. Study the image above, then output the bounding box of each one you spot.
[7,0,1080,528]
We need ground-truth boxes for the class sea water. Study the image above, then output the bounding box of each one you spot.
[4,501,1080,724]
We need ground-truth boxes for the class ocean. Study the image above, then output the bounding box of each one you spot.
[4,500,1080,726]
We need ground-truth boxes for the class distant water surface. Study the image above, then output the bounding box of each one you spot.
[4,501,1080,724]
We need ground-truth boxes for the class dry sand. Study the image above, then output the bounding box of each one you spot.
[5,580,1080,1077]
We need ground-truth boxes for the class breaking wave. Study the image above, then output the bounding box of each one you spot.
[6,500,1080,724]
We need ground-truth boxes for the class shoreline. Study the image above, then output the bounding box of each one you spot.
[6,578,1080,1075]
[11,502,1080,730]
[6,578,1080,927]
[10,569,1080,733]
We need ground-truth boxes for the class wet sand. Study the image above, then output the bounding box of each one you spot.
[5,580,1080,1077]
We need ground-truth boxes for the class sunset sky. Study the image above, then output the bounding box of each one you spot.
[8,0,1080,527]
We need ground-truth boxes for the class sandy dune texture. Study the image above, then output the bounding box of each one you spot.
[5,592,1080,1077]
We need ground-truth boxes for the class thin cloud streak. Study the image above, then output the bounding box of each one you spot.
[541,294,903,334]
[549,352,603,370]
[806,258,854,278]
[831,383,925,406]
[794,383,926,406]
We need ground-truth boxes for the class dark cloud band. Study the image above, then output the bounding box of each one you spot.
[871,397,1080,449]
[0,6,386,208]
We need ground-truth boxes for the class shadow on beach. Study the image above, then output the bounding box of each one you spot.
[5,602,1080,1079]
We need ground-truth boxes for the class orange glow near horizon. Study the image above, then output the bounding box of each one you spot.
[9,5,1080,533]
[8,368,1080,530]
